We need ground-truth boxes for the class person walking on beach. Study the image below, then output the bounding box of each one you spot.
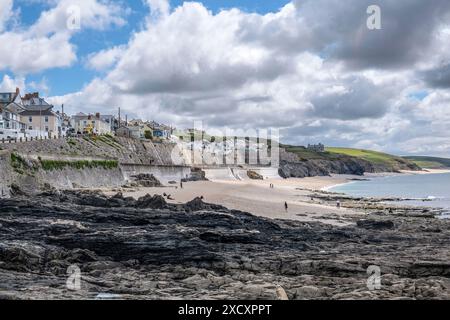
[284,202,288,212]
[180,181,183,189]
[336,200,341,209]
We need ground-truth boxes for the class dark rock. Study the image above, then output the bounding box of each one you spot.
[135,194,168,209]
[247,170,263,180]
[182,167,208,182]
[0,191,449,299]
[357,219,395,230]
[130,174,162,187]
[184,197,226,212]
[9,183,27,197]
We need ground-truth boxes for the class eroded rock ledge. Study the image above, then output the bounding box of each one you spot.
[0,191,449,300]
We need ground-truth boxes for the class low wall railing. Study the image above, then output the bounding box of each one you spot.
[0,135,64,144]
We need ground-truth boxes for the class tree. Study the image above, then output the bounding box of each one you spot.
[144,130,153,140]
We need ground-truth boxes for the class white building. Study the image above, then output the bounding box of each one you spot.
[71,113,112,135]
[0,89,26,139]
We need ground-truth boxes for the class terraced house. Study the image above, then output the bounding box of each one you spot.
[0,88,26,139]
[71,112,112,135]
[20,92,64,138]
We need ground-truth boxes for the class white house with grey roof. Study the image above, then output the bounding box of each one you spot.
[0,88,26,139]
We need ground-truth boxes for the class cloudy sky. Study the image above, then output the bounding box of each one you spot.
[1,0,450,156]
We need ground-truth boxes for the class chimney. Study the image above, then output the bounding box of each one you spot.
[15,87,20,95]
[96,112,100,119]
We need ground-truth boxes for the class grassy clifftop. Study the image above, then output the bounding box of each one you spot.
[281,145,421,173]
[325,147,419,170]
[403,156,450,169]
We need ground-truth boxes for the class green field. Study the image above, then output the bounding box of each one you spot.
[326,147,401,163]
[325,147,418,170]
[281,145,343,160]
[403,156,450,169]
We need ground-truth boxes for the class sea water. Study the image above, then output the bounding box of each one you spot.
[328,172,450,211]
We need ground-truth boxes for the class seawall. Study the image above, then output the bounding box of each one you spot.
[0,150,13,197]
[36,166,125,189]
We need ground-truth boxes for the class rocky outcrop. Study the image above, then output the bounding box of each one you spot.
[279,149,371,178]
[278,148,420,178]
[247,170,263,180]
[0,191,449,300]
[129,174,162,187]
[182,167,207,182]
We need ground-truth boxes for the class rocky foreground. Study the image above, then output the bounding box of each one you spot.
[0,190,449,300]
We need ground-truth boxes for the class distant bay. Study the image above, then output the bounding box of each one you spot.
[328,172,450,210]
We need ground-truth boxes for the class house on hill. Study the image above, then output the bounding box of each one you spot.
[0,88,26,138]
[148,121,172,139]
[307,143,325,152]
[71,112,112,135]
[20,92,63,138]
[116,120,153,140]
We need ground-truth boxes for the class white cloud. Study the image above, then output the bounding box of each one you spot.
[0,0,13,32]
[0,0,127,74]
[86,46,126,71]
[0,74,25,91]
[29,0,127,36]
[145,0,170,17]
[38,1,450,156]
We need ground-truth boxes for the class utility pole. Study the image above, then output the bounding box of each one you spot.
[39,106,42,138]
[118,107,121,128]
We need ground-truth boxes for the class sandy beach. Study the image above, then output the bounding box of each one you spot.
[108,174,366,225]
[106,168,450,226]
[400,168,450,175]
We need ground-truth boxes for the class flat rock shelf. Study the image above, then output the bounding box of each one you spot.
[0,190,449,300]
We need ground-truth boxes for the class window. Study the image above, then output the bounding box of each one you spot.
[29,116,32,123]
[83,120,87,125]
[45,126,49,132]
[45,116,49,123]
[29,126,33,130]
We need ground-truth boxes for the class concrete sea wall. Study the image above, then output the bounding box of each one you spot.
[0,151,13,197]
[36,166,125,189]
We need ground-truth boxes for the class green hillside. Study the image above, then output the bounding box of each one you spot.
[403,156,450,169]
[281,145,344,160]
[325,147,420,171]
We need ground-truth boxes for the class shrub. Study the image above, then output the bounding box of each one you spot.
[40,159,119,171]
[144,130,153,140]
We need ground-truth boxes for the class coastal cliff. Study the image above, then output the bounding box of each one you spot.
[0,135,183,166]
[279,146,421,178]
[0,137,192,195]
[0,137,423,196]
